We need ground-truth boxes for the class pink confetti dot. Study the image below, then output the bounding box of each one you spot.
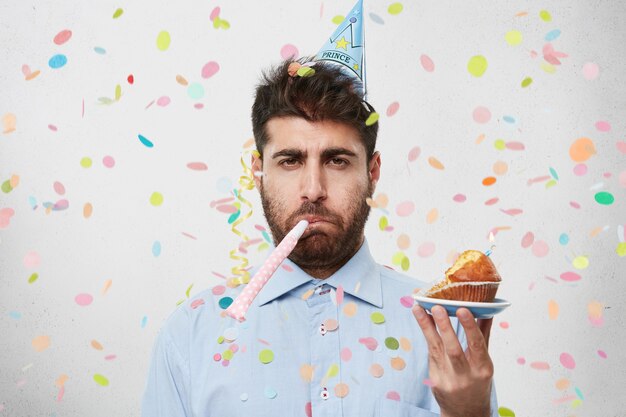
[521,231,534,248]
[395,201,415,217]
[386,391,401,401]
[359,337,378,351]
[582,62,599,80]
[559,352,576,369]
[187,162,208,171]
[560,271,581,282]
[472,106,491,124]
[280,44,299,60]
[230,344,239,353]
[75,293,93,306]
[201,61,220,79]
[573,163,587,176]
[530,361,550,370]
[213,353,222,361]
[23,251,41,268]
[598,350,607,359]
[595,121,611,132]
[400,295,414,308]
[452,193,466,203]
[417,241,436,258]
[191,299,205,309]
[386,102,400,117]
[209,7,220,21]
[619,170,626,188]
[617,141,626,155]
[499,321,509,329]
[340,347,352,362]
[408,146,421,161]
[102,156,115,168]
[420,54,435,72]
[53,181,66,195]
[104,354,117,360]
[531,240,549,257]
[53,29,72,45]
[569,201,581,209]
[156,96,171,107]
[484,197,498,206]
[517,357,526,365]
[305,402,312,417]
[194,103,204,110]
[48,124,58,131]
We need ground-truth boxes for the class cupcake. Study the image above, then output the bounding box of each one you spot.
[424,250,501,302]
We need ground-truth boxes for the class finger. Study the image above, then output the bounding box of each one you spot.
[430,306,469,373]
[456,308,491,364]
[412,305,446,368]
[477,317,493,350]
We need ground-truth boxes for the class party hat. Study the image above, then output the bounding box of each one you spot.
[315,0,366,96]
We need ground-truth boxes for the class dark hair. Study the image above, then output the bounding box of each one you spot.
[251,57,378,161]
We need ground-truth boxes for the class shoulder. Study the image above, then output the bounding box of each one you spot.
[378,264,431,293]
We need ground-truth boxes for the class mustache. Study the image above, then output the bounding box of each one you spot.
[286,201,341,226]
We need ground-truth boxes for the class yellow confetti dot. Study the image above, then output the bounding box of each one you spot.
[365,112,379,126]
[80,157,92,168]
[539,10,552,22]
[112,8,123,19]
[616,242,626,257]
[296,66,315,78]
[28,273,38,284]
[378,216,388,231]
[115,84,122,101]
[427,156,445,170]
[156,30,171,51]
[572,255,589,269]
[93,374,109,386]
[325,364,339,378]
[150,192,164,207]
[541,62,556,74]
[259,349,274,364]
[401,256,410,271]
[392,252,405,265]
[521,77,533,87]
[494,139,506,150]
[505,30,523,46]
[467,55,488,77]
[332,15,345,25]
[371,312,385,324]
[388,3,403,15]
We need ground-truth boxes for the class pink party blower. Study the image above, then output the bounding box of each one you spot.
[226,219,309,322]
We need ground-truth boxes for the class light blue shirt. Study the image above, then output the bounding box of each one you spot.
[141,238,498,417]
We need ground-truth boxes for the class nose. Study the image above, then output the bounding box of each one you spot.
[300,163,327,203]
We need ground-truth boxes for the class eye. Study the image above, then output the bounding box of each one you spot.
[329,158,348,167]
[279,158,299,167]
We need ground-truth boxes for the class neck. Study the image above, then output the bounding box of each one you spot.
[298,235,365,279]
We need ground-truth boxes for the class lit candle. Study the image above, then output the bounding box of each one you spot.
[485,231,496,257]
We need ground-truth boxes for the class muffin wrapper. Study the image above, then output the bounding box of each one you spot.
[424,281,499,302]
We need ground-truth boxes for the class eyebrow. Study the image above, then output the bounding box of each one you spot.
[271,147,358,160]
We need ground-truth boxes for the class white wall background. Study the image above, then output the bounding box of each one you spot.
[1,1,625,416]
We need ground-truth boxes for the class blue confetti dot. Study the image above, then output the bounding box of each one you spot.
[27,196,37,210]
[141,315,148,328]
[575,386,584,400]
[559,233,569,245]
[261,231,272,243]
[264,386,278,399]
[138,134,154,148]
[545,29,561,41]
[218,297,233,309]
[152,241,161,257]
[503,115,516,124]
[549,167,559,180]
[48,54,67,69]
[227,211,241,224]
[187,82,205,100]
[94,47,106,54]
[9,311,22,319]
[369,12,385,25]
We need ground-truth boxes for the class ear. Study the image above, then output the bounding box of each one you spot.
[251,152,263,189]
[368,151,381,188]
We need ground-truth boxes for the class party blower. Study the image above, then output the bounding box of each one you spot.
[226,220,309,322]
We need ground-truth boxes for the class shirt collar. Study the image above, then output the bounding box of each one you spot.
[256,237,382,308]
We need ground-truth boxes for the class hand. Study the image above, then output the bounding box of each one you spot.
[412,305,494,417]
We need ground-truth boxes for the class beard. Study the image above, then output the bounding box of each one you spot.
[259,180,374,272]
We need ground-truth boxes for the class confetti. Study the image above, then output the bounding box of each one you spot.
[75,293,93,306]
[280,44,299,60]
[388,3,403,15]
[473,106,491,124]
[420,54,434,72]
[156,30,171,51]
[48,54,67,69]
[53,30,72,45]
[505,30,522,46]
[582,62,599,80]
[113,8,123,18]
[149,192,163,206]
[93,374,109,386]
[365,112,379,126]
[32,335,50,352]
[2,113,16,133]
[138,134,154,147]
[467,55,488,77]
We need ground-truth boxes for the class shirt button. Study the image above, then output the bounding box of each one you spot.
[319,324,327,336]
[320,387,329,400]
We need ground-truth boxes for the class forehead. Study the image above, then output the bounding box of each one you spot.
[264,117,366,156]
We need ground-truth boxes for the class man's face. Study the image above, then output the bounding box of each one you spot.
[252,117,381,272]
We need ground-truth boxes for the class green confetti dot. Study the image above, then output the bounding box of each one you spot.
[223,349,234,360]
[93,374,109,386]
[539,10,552,22]
[217,335,225,344]
[521,77,533,87]
[113,8,123,19]
[332,15,345,25]
[385,337,399,350]
[498,407,515,417]
[80,157,92,168]
[545,179,557,188]
[150,192,164,207]
[365,112,379,126]
[1,180,12,193]
[371,312,385,324]
[187,82,205,100]
[494,139,506,150]
[467,55,488,77]
[388,3,403,15]
[594,191,614,205]
[505,30,522,46]
[259,349,274,364]
[28,273,39,284]
[156,30,171,51]
[115,84,122,101]
[297,66,315,77]
[378,216,388,231]
[401,256,410,271]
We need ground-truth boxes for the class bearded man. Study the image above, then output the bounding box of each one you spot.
[141,58,498,417]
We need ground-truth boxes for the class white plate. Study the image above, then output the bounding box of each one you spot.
[413,294,511,319]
